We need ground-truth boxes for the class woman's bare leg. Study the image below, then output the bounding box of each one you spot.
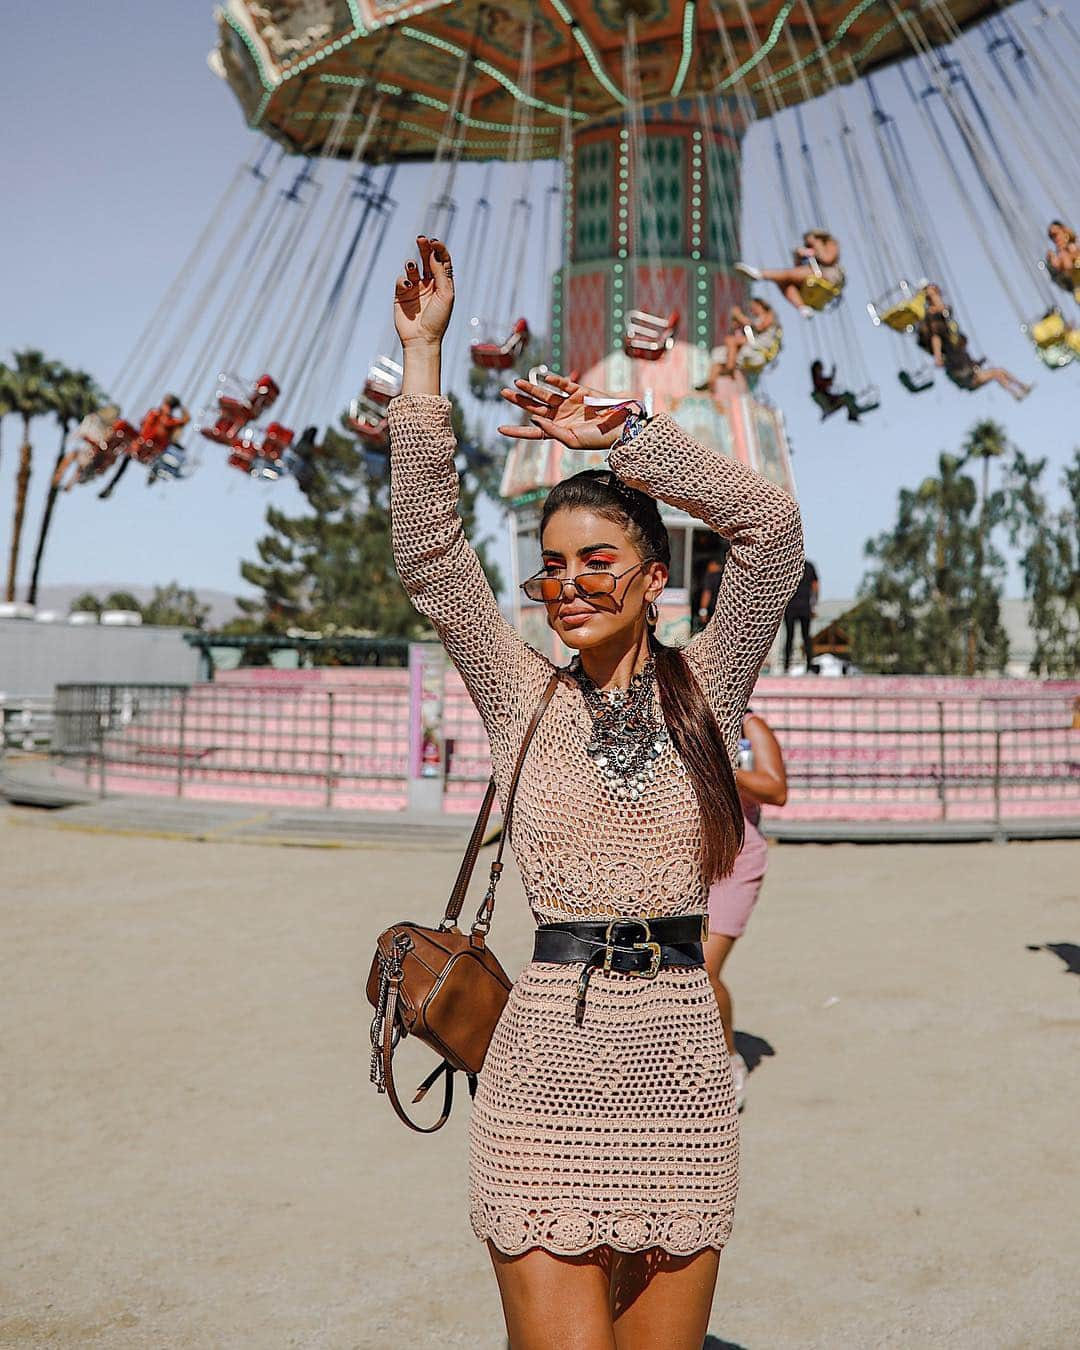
[610,1247,721,1350]
[721,334,742,373]
[490,1243,617,1350]
[704,932,737,1053]
[977,367,1030,400]
[761,265,811,288]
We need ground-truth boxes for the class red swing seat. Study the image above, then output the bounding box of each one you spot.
[259,422,295,462]
[105,419,139,456]
[361,356,403,406]
[201,412,247,445]
[348,413,390,448]
[624,309,679,361]
[471,318,530,371]
[248,374,280,417]
[202,373,280,443]
[227,441,258,474]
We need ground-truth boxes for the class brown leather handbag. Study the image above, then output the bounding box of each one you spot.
[367,672,559,1132]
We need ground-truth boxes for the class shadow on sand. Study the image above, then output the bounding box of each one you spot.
[733,1030,776,1072]
[703,1337,750,1349]
[1026,942,1080,980]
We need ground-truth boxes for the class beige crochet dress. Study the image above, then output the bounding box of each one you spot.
[389,394,803,1257]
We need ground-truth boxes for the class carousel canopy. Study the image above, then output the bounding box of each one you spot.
[211,0,1007,162]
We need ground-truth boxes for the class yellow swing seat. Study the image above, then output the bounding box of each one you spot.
[1024,310,1077,369]
[798,258,845,312]
[1028,308,1068,348]
[737,324,783,372]
[870,282,928,333]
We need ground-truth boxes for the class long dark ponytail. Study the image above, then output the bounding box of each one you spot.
[541,470,744,881]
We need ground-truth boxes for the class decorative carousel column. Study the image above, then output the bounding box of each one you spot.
[552,95,746,404]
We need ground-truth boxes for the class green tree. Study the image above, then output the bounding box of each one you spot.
[102,591,142,613]
[27,367,109,606]
[1004,447,1080,675]
[140,583,210,629]
[236,399,502,644]
[850,448,1008,675]
[69,591,103,616]
[4,350,55,601]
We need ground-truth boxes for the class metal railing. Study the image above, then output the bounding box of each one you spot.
[50,682,1080,822]
[52,682,411,808]
[750,691,1080,822]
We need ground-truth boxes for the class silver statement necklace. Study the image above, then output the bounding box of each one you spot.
[571,656,669,801]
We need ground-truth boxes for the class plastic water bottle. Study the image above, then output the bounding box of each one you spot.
[737,738,754,772]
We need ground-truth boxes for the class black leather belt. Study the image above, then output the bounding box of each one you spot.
[533,915,707,1026]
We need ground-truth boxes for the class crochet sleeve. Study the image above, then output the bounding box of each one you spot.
[609,413,804,764]
[388,393,549,740]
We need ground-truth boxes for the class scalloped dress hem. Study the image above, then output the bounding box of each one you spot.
[470,1203,733,1259]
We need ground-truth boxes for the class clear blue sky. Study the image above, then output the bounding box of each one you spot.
[1,0,1076,606]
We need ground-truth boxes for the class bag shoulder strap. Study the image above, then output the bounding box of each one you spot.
[379,979,456,1133]
[442,669,560,928]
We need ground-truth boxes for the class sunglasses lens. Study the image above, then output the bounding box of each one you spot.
[525,576,563,602]
[577,572,616,597]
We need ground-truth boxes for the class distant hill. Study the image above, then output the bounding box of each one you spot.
[34,583,245,628]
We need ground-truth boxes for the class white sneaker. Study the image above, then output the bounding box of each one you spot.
[729,1052,748,1112]
[735,261,762,280]
[799,305,815,319]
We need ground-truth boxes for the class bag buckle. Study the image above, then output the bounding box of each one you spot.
[603,918,662,980]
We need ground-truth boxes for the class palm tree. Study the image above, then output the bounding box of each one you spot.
[27,367,109,606]
[4,350,56,602]
[962,419,1009,676]
[0,361,16,478]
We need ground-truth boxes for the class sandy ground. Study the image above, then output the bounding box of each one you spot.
[1,809,1077,1350]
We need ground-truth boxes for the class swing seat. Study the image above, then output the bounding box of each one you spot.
[1027,308,1068,348]
[348,414,390,448]
[77,444,120,482]
[1033,339,1076,370]
[227,442,258,473]
[623,310,679,360]
[147,447,188,483]
[736,325,783,372]
[471,318,530,371]
[799,260,844,312]
[898,366,934,393]
[799,276,844,311]
[259,422,294,462]
[856,385,881,413]
[870,283,927,333]
[200,412,248,445]
[131,427,176,465]
[249,374,280,416]
[214,372,279,422]
[106,419,139,456]
[362,356,403,405]
[252,456,288,482]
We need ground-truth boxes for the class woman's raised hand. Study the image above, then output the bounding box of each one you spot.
[394,236,455,348]
[497,373,632,450]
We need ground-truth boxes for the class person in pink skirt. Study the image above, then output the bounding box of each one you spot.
[705,709,788,1110]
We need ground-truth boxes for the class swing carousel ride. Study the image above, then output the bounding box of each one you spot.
[74,0,1078,637]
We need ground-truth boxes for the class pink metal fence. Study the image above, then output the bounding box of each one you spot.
[51,672,1080,823]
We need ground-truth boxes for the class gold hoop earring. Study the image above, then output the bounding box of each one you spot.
[646,601,659,626]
